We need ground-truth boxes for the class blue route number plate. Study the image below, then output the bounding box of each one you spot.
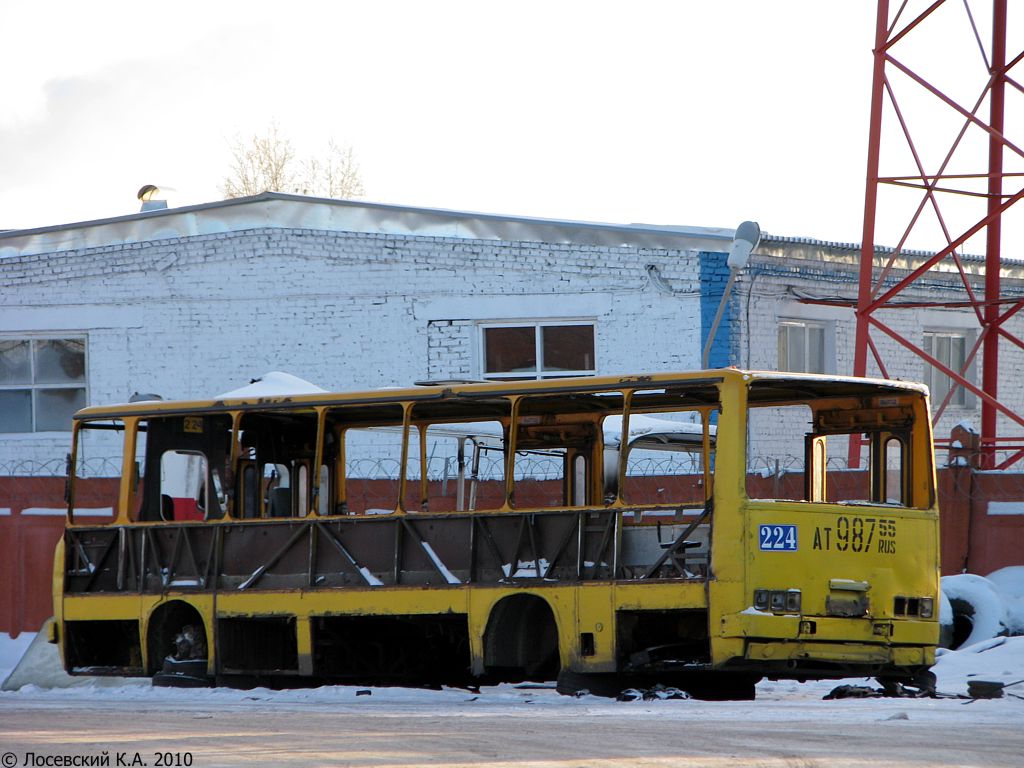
[759,524,798,551]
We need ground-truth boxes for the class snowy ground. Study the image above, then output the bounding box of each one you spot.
[2,634,1023,767]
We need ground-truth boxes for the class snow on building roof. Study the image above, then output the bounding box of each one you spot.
[0,192,739,259]
[5,191,1022,277]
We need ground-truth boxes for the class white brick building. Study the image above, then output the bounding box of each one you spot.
[2,192,1023,472]
[736,239,1024,463]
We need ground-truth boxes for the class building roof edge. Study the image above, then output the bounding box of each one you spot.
[0,193,737,258]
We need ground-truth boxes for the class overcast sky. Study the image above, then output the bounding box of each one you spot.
[1,1,1014,254]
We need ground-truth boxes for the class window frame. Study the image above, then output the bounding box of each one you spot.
[922,329,973,409]
[477,320,597,381]
[777,319,830,374]
[0,335,88,433]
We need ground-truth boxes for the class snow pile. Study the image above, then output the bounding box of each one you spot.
[940,573,1008,649]
[0,632,34,685]
[987,566,1024,636]
[2,623,140,692]
[933,635,1024,697]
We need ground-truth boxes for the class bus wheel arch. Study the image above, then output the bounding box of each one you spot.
[145,600,208,676]
[483,594,560,682]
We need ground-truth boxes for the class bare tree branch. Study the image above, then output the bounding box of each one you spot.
[222,125,364,200]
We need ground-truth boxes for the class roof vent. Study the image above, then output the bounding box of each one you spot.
[137,184,168,212]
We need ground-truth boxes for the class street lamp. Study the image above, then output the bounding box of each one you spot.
[701,220,761,369]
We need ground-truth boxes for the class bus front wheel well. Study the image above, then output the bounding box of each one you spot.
[146,601,207,675]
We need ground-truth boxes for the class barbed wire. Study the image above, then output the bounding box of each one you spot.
[0,457,120,477]
[380,454,708,482]
[0,454,705,480]
[1,449,1015,480]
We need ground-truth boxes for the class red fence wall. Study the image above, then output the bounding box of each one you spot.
[937,467,1024,576]
[0,478,67,637]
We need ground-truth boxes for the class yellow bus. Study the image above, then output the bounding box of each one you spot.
[55,369,940,698]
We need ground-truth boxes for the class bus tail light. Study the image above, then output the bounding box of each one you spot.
[754,589,801,614]
[919,598,934,618]
[893,596,935,618]
[785,589,801,612]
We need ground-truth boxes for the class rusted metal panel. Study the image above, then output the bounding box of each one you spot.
[63,506,707,596]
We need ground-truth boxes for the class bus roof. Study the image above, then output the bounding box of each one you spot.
[73,368,929,421]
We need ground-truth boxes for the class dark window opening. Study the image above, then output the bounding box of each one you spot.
[482,323,596,380]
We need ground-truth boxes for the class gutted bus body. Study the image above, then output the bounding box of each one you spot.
[54,369,939,697]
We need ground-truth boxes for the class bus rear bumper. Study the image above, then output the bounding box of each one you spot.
[722,612,938,645]
[718,612,936,677]
[744,640,931,668]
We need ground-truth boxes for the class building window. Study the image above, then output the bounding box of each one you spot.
[923,331,969,407]
[480,322,596,380]
[778,321,827,373]
[0,338,86,433]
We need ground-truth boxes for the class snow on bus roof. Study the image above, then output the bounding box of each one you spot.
[215,372,328,399]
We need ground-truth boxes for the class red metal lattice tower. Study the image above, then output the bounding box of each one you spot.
[854,0,1024,468]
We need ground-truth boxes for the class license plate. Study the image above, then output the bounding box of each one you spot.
[759,524,798,551]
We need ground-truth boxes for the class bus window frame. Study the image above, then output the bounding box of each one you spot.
[329,401,410,516]
[745,388,933,510]
[231,408,319,520]
[615,392,718,511]
[67,417,128,526]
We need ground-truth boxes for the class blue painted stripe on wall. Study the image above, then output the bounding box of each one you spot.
[699,250,733,368]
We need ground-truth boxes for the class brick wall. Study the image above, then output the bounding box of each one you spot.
[0,226,704,472]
